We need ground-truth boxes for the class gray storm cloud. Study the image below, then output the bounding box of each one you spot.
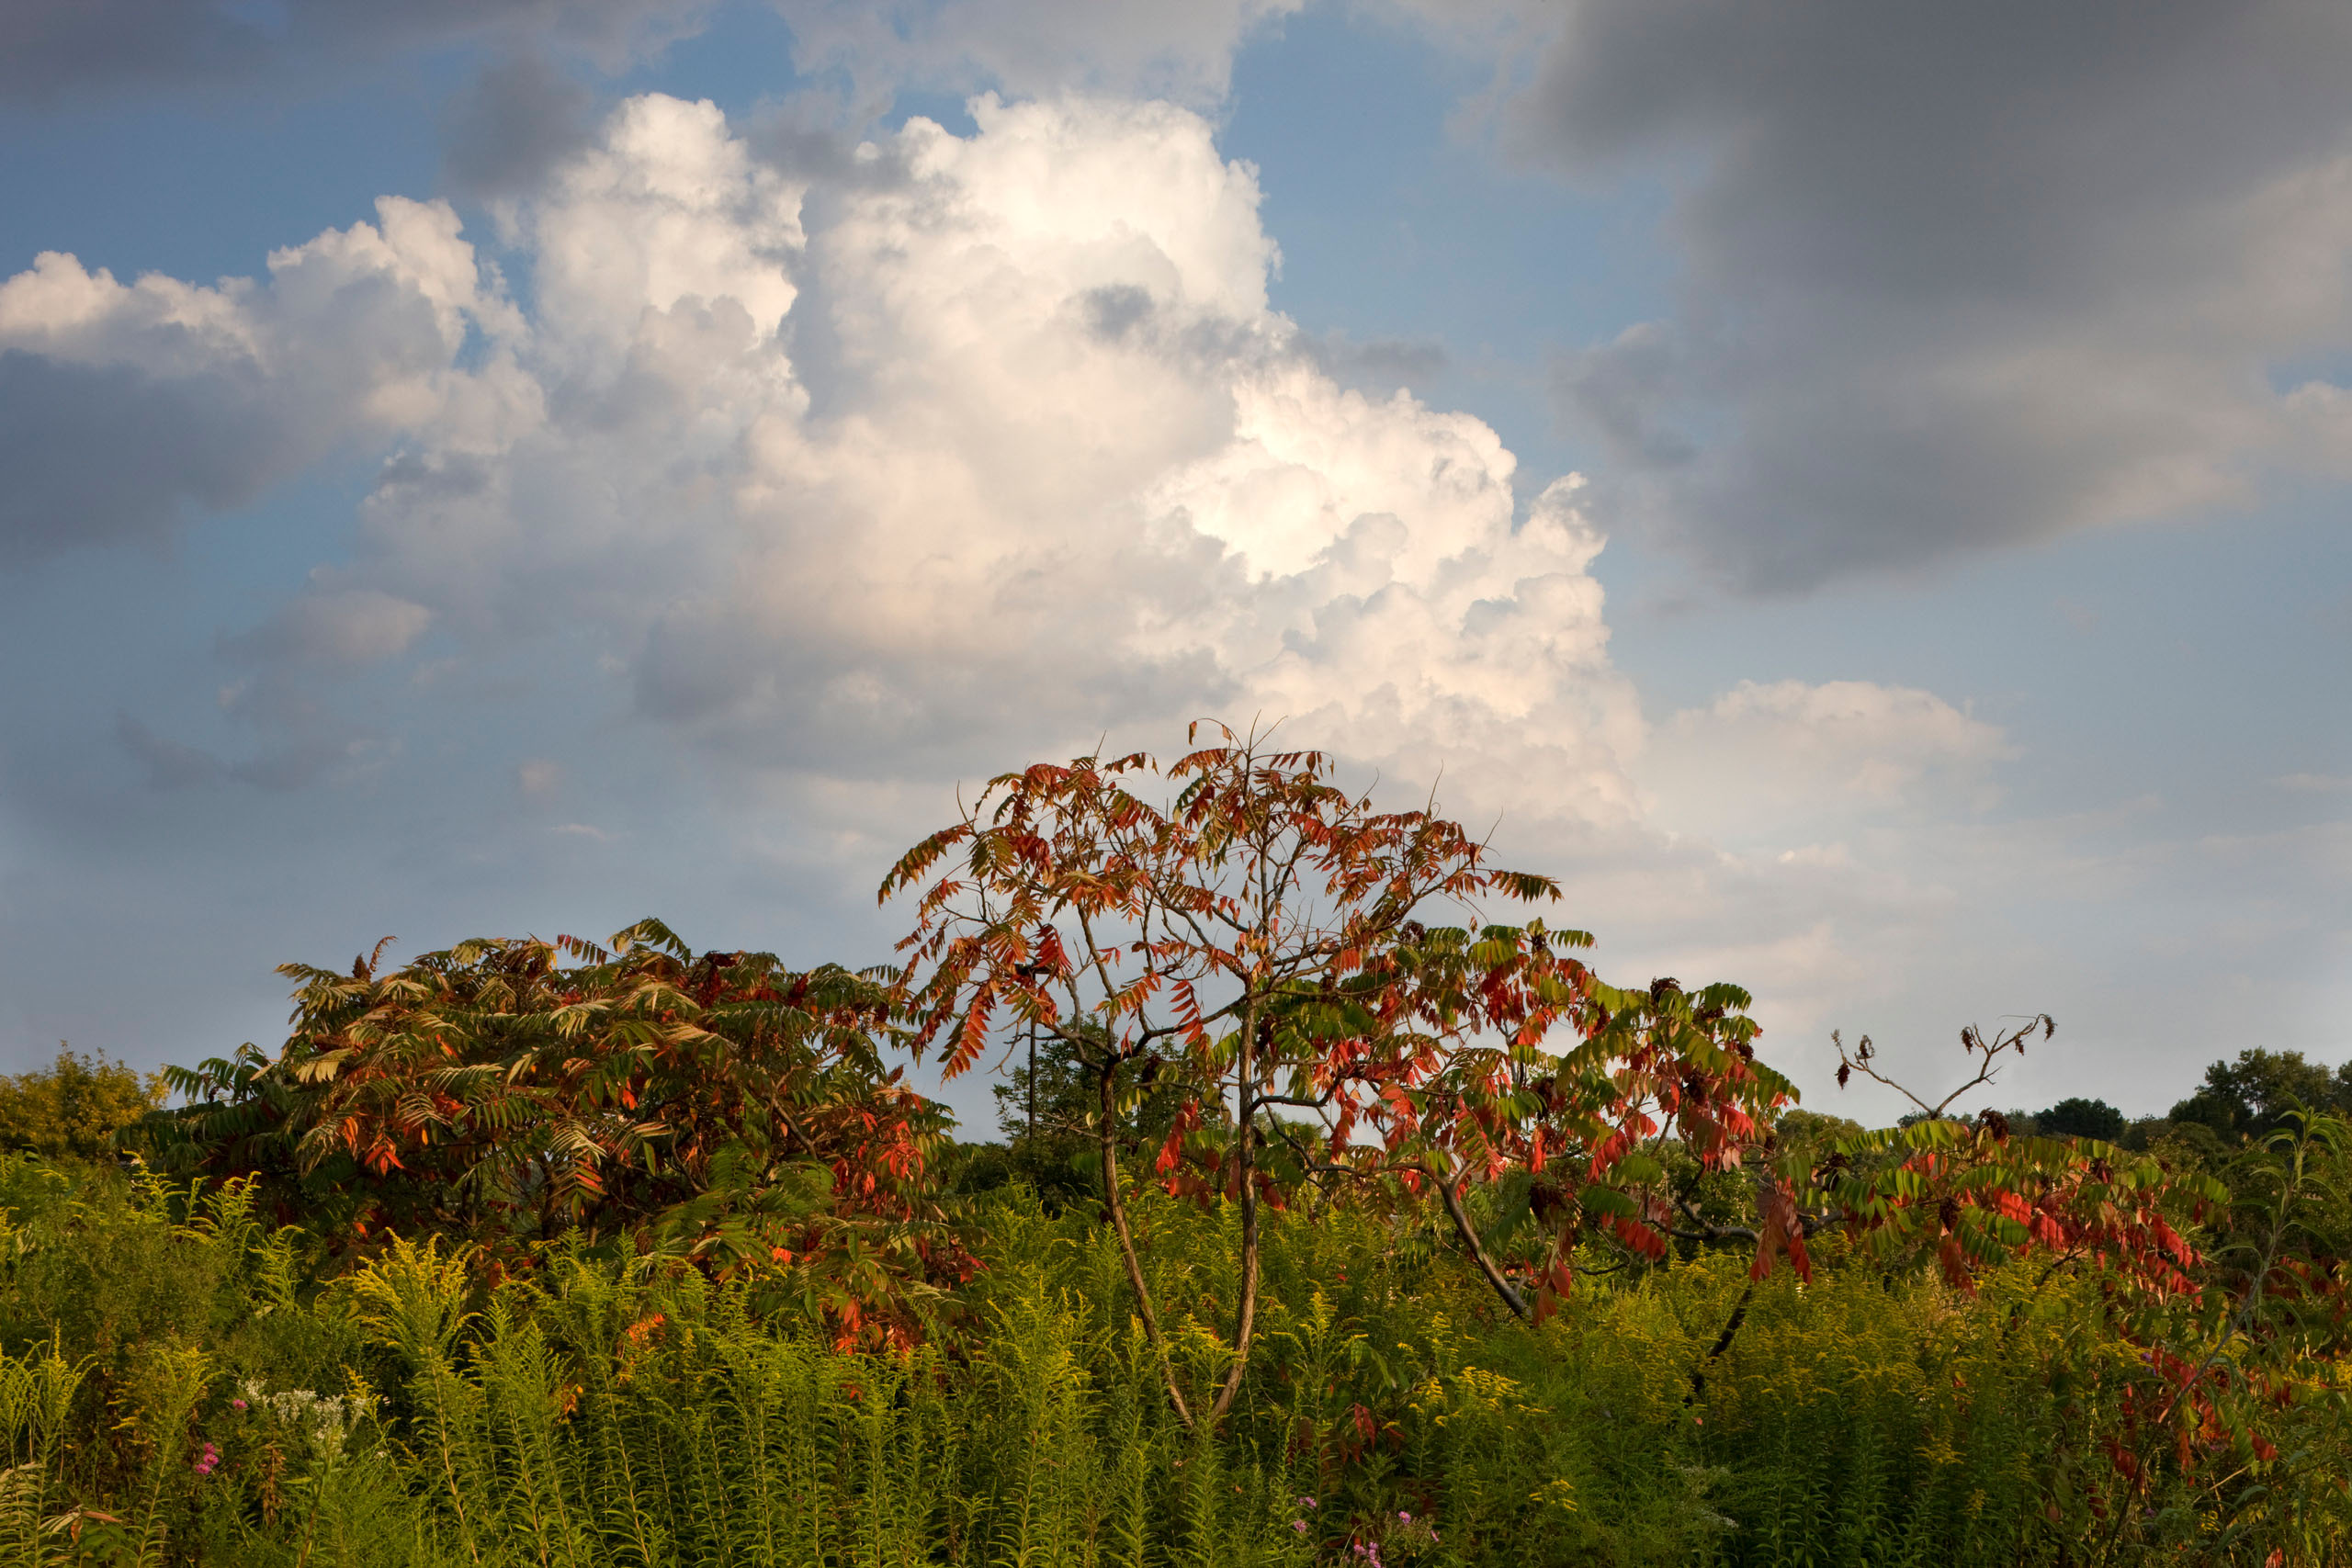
[0,0,1295,115]
[1486,0,2352,591]
[0,0,709,100]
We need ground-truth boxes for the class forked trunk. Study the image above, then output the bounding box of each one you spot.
[1098,1059,1193,1430]
[1431,1159,1532,1321]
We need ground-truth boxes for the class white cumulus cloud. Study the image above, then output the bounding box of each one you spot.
[0,197,521,561]
[18,84,2150,1111]
[277,93,1652,823]
[1642,679,2015,851]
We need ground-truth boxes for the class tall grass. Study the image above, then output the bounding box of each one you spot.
[0,1156,2337,1565]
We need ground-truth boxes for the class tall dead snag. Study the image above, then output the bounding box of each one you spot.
[880,720,1562,1425]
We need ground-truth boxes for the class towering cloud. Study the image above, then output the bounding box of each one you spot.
[1,89,2001,840]
[201,93,1646,818]
[6,84,2135,1102]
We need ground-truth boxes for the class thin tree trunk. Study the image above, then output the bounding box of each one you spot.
[1098,1060,1193,1430]
[1431,1161,1531,1321]
[1688,1281,1756,1403]
[1209,1008,1263,1422]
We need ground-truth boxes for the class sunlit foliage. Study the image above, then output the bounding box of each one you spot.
[0,723,2341,1563]
[141,921,967,1347]
[0,1045,163,1162]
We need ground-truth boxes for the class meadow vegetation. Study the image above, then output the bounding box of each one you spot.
[0,728,2344,1565]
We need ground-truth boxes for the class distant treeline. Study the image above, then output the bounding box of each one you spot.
[9,1038,2341,1177]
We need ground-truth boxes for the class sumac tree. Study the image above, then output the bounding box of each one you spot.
[1307,967,1803,1325]
[1817,1020,2219,1298]
[881,723,1567,1424]
[143,919,965,1348]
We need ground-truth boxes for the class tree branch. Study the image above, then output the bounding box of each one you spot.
[1425,1159,1530,1321]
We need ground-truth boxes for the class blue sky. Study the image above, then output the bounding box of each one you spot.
[2,0,2346,1129]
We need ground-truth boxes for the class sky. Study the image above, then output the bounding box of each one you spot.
[1,0,2346,1130]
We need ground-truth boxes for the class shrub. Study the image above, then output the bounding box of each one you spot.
[141,921,968,1348]
[0,1045,163,1162]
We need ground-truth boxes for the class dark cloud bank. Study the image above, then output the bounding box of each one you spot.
[0,0,709,101]
[1509,0,2352,592]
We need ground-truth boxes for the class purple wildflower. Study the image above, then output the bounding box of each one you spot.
[193,1442,220,1477]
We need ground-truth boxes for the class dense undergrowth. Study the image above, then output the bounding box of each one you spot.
[6,734,2347,1564]
[3,1151,2343,1567]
